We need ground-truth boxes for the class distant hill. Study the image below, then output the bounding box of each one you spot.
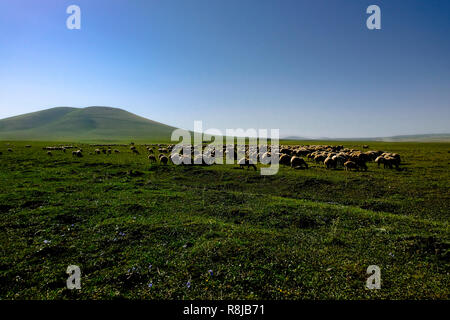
[376,133,450,142]
[283,133,450,142]
[0,106,178,142]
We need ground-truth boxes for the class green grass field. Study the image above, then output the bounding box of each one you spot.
[0,140,448,299]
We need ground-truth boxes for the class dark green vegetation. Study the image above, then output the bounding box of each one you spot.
[0,141,449,299]
[0,107,177,142]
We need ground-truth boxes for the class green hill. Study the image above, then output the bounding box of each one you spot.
[0,106,178,142]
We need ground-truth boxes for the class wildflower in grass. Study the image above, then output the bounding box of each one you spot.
[148,264,152,270]
[148,282,153,288]
[208,269,213,276]
[186,281,191,289]
[43,240,50,244]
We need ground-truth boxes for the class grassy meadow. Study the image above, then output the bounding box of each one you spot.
[0,140,449,299]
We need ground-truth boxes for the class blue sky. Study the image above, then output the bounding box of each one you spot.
[0,0,449,138]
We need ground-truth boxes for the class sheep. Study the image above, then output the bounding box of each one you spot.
[238,157,257,171]
[260,152,271,164]
[47,151,53,156]
[356,159,368,171]
[332,155,346,168]
[290,156,308,169]
[159,155,168,165]
[114,149,120,153]
[94,149,101,155]
[344,160,358,171]
[314,154,326,163]
[7,148,13,152]
[375,156,385,168]
[280,148,292,156]
[72,150,83,157]
[25,145,31,148]
[349,153,368,171]
[107,149,112,154]
[132,149,140,155]
[279,154,291,166]
[324,157,336,169]
[378,156,399,169]
[170,153,182,164]
[148,154,157,162]
[202,153,215,165]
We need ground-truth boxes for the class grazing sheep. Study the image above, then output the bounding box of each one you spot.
[381,156,399,169]
[260,152,271,164]
[170,153,182,164]
[107,149,112,154]
[130,146,136,151]
[159,155,168,165]
[25,145,31,148]
[238,157,257,171]
[332,155,346,168]
[314,154,326,163]
[148,155,157,162]
[47,151,53,156]
[344,160,358,171]
[324,157,336,169]
[132,149,140,155]
[94,149,101,155]
[280,148,292,156]
[279,154,291,166]
[72,150,83,157]
[375,156,385,168]
[7,148,13,152]
[114,149,120,153]
[290,156,308,169]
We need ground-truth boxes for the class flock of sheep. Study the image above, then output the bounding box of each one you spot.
[278,145,401,170]
[3,143,402,172]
